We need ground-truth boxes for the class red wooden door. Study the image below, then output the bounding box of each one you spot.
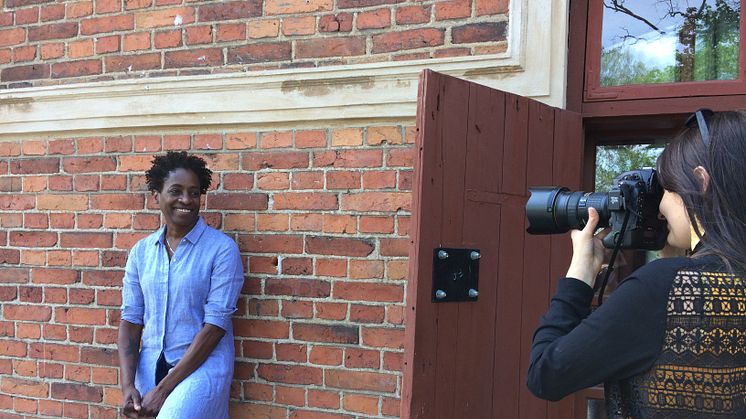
[402,70,584,419]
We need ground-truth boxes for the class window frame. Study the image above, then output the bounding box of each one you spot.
[584,0,746,102]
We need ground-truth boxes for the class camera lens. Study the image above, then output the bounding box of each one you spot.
[526,187,610,234]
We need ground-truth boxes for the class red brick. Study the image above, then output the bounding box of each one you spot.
[90,194,145,210]
[327,171,360,189]
[227,42,291,64]
[293,323,358,344]
[96,0,121,13]
[276,343,307,362]
[396,5,431,24]
[282,300,313,319]
[28,22,78,42]
[36,194,88,211]
[217,23,246,41]
[123,31,151,51]
[243,151,309,170]
[1,377,48,398]
[306,236,373,257]
[359,216,394,233]
[82,270,123,287]
[52,59,103,79]
[5,305,51,321]
[0,176,21,192]
[48,175,73,191]
[135,7,194,28]
[308,389,341,409]
[1,63,51,82]
[198,1,262,21]
[337,0,402,8]
[266,278,330,298]
[81,14,134,35]
[357,8,390,30]
[126,0,152,10]
[206,193,268,210]
[273,192,337,210]
[361,327,404,349]
[13,45,36,62]
[290,172,322,190]
[341,192,410,212]
[15,7,39,25]
[51,383,102,402]
[80,346,118,366]
[60,232,113,248]
[276,385,305,406]
[10,231,58,247]
[334,282,403,303]
[154,29,181,48]
[350,304,385,323]
[0,250,20,264]
[0,195,34,210]
[67,1,94,18]
[241,340,273,359]
[452,22,507,44]
[296,37,365,59]
[247,255,277,274]
[165,47,222,68]
[39,399,63,417]
[319,13,352,32]
[50,213,75,229]
[226,132,256,150]
[0,28,25,47]
[313,150,382,168]
[76,137,104,154]
[62,157,116,173]
[55,307,106,325]
[477,0,508,16]
[19,286,42,303]
[435,0,470,20]
[316,259,347,277]
[383,351,403,371]
[0,340,27,357]
[105,53,162,72]
[14,396,37,414]
[257,364,322,385]
[185,25,212,45]
[282,16,315,36]
[233,319,289,339]
[40,43,65,59]
[344,393,379,415]
[371,28,444,53]
[325,370,397,392]
[10,158,59,174]
[31,268,79,285]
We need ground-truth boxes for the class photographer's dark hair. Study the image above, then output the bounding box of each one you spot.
[145,151,213,194]
[657,110,746,272]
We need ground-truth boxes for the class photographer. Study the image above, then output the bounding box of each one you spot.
[527,111,746,417]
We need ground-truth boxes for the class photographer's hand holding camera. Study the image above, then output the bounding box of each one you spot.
[527,111,746,418]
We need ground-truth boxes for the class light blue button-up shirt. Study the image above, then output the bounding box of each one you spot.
[121,217,243,418]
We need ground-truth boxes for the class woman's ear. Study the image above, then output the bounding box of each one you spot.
[693,166,711,192]
[152,190,160,204]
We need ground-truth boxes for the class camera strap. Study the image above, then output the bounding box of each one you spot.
[596,209,632,306]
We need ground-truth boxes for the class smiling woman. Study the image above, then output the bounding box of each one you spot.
[117,151,244,419]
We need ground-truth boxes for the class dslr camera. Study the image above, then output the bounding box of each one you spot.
[525,168,667,250]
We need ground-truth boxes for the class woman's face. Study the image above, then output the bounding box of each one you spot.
[658,190,691,250]
[154,168,201,230]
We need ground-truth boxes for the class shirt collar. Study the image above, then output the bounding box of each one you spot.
[155,217,208,246]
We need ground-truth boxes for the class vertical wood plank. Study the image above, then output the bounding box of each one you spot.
[519,100,556,419]
[452,83,505,418]
[432,73,471,419]
[493,94,529,419]
[403,69,445,419]
[547,109,584,419]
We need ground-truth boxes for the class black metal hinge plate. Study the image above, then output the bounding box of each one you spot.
[432,247,480,303]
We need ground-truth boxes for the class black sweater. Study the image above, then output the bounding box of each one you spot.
[527,257,687,400]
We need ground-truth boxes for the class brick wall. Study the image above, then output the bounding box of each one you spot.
[0,126,414,418]
[0,0,509,88]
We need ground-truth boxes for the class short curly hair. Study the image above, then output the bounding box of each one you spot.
[145,151,213,193]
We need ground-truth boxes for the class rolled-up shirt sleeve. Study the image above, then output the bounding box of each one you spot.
[121,241,145,325]
[203,241,244,331]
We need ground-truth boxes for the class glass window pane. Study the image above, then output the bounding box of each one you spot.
[601,0,740,86]
[595,144,664,191]
[587,398,605,419]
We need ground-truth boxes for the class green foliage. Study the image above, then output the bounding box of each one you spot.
[600,0,739,87]
[595,144,664,191]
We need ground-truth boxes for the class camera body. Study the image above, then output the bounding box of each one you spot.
[525,168,667,250]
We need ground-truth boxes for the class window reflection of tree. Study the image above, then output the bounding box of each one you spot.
[601,0,739,86]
